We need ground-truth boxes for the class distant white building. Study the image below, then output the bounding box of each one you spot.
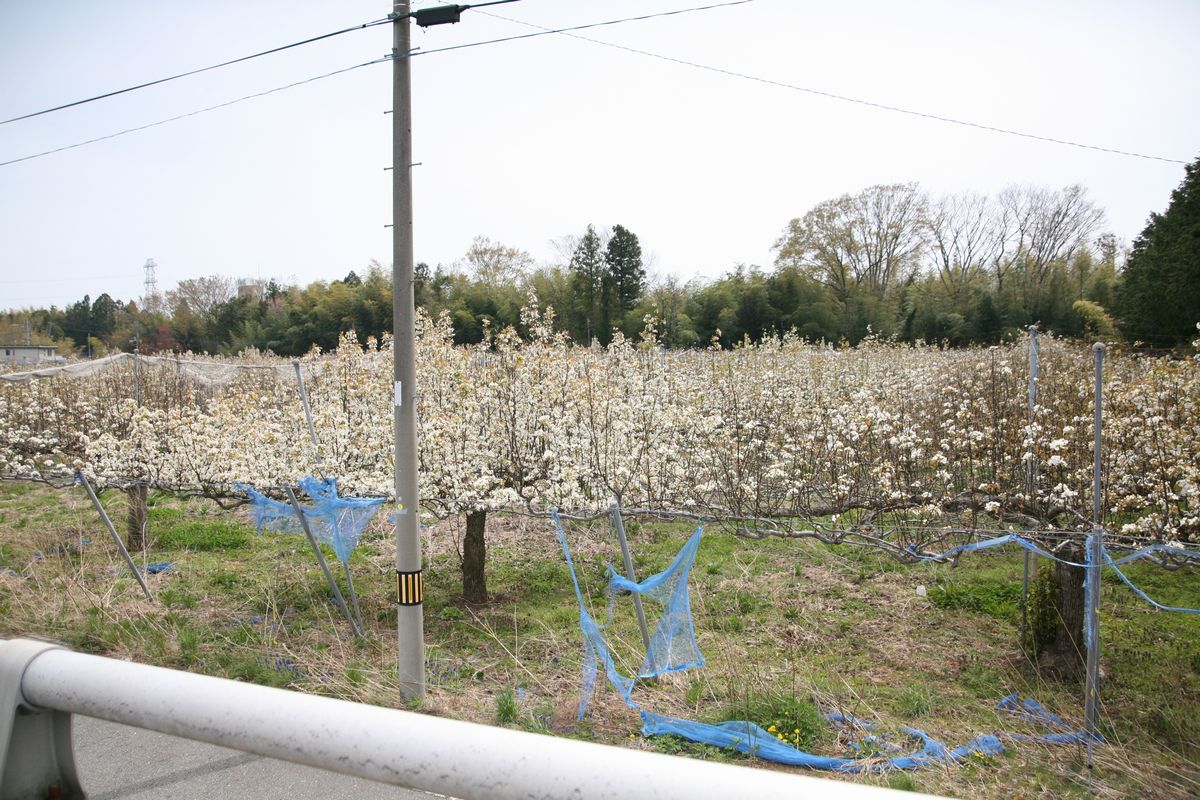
[1,344,64,366]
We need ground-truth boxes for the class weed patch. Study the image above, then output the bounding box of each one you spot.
[494,688,518,725]
[155,520,250,552]
[928,579,1021,620]
[717,692,826,751]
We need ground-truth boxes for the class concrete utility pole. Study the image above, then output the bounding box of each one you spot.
[392,0,425,700]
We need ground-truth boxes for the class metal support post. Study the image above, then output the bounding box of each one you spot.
[392,0,425,700]
[1083,343,1105,762]
[611,500,652,657]
[289,362,361,628]
[0,640,83,799]
[341,559,366,633]
[133,337,142,407]
[292,359,322,464]
[284,487,363,636]
[1020,325,1039,656]
[77,472,153,601]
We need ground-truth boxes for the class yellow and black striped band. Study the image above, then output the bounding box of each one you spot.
[396,570,423,605]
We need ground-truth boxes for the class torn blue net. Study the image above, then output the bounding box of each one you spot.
[1084,533,1100,654]
[610,529,705,680]
[550,511,1097,771]
[238,477,383,564]
[996,694,1102,745]
[554,509,702,720]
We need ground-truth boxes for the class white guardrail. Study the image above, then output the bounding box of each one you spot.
[0,639,942,800]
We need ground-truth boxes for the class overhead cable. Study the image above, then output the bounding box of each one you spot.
[0,17,392,126]
[0,59,387,168]
[0,2,746,168]
[479,8,1188,165]
[404,0,754,59]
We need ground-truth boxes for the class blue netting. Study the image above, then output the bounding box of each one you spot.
[996,694,1102,745]
[549,511,1098,771]
[238,477,383,564]
[610,528,705,679]
[554,510,703,720]
[910,533,1088,566]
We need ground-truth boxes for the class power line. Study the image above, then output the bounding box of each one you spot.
[478,8,1188,165]
[0,59,387,168]
[0,2,748,169]
[405,0,755,59]
[1,4,528,127]
[0,275,137,285]
[0,18,394,127]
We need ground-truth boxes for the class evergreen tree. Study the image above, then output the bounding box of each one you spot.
[62,295,92,349]
[605,224,645,311]
[970,290,1004,344]
[1117,157,1200,347]
[89,293,120,343]
[568,225,605,343]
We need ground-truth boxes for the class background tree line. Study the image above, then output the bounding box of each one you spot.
[5,159,1197,358]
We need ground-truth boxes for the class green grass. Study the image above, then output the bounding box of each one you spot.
[155,520,250,552]
[927,578,1023,619]
[2,482,1199,799]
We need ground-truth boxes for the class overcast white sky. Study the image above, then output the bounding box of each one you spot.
[1,0,1197,312]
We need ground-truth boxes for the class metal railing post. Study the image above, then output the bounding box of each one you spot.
[0,640,83,799]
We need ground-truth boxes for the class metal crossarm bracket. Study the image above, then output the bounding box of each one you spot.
[0,640,83,799]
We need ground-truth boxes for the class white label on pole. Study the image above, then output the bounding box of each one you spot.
[394,381,403,407]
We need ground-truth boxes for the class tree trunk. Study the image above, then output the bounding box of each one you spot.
[126,484,148,552]
[462,510,487,604]
[1037,541,1086,680]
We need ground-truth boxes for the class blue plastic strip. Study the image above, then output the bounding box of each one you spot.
[913,533,1200,570]
[641,710,1005,772]
[996,694,1103,745]
[1102,547,1200,615]
[1084,534,1099,653]
[909,534,1089,567]
[1107,543,1200,566]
